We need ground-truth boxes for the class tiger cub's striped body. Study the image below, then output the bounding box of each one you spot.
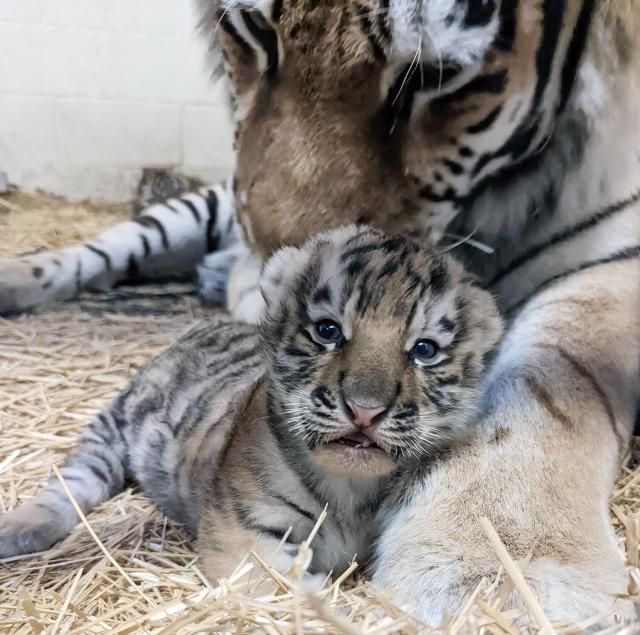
[0,226,502,582]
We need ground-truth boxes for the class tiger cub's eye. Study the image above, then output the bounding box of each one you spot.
[314,319,343,344]
[411,339,440,363]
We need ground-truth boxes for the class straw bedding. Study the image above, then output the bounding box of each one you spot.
[0,189,638,634]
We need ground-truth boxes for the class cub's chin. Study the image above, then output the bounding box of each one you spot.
[311,440,396,478]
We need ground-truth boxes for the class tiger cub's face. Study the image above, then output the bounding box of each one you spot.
[260,225,503,477]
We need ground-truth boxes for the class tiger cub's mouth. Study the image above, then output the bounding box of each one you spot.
[332,431,380,450]
[313,430,395,477]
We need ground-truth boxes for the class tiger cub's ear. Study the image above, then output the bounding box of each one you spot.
[260,246,310,310]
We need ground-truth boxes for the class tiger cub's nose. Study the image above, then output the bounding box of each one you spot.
[344,399,388,427]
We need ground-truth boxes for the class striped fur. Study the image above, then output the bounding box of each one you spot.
[0,181,237,313]
[0,226,502,583]
[0,0,638,625]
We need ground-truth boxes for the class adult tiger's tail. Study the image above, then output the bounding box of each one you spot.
[0,180,237,315]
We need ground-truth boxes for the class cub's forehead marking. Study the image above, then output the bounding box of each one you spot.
[405,289,458,351]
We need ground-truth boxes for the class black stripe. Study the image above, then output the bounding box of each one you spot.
[435,374,460,387]
[556,0,596,114]
[490,190,640,287]
[219,14,254,58]
[419,185,457,203]
[166,202,181,214]
[496,0,518,51]
[381,63,461,134]
[86,245,113,271]
[87,463,110,485]
[356,3,386,61]
[75,258,82,293]
[92,414,116,444]
[434,70,508,110]
[140,234,151,258]
[462,0,496,28]
[180,198,202,224]
[299,329,325,352]
[285,346,310,358]
[271,0,283,22]
[272,493,316,522]
[127,255,139,278]
[438,316,456,332]
[214,359,262,391]
[466,105,502,134]
[428,258,449,295]
[404,300,417,330]
[241,11,279,81]
[134,216,169,250]
[511,245,640,314]
[422,386,450,415]
[532,0,566,111]
[253,525,291,542]
[231,491,292,542]
[312,284,331,305]
[205,190,219,253]
[442,159,464,176]
[471,2,565,176]
[311,386,334,410]
[472,120,539,177]
[377,0,391,43]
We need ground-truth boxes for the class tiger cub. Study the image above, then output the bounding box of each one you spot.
[0,225,502,582]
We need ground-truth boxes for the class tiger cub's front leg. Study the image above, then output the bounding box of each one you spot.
[373,260,640,626]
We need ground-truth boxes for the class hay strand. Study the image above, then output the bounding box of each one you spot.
[51,465,149,601]
[480,517,556,635]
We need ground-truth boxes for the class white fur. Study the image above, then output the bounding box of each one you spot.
[0,182,236,313]
[389,0,499,66]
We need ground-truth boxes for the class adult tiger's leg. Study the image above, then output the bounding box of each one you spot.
[0,182,236,315]
[223,246,265,324]
[373,259,640,626]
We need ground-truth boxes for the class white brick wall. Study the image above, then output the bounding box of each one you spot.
[0,0,235,202]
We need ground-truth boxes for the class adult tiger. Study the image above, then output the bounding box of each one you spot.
[1,0,639,625]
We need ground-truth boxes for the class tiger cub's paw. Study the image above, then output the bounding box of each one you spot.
[0,504,67,558]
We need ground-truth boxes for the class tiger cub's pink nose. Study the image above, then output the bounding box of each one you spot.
[345,400,388,427]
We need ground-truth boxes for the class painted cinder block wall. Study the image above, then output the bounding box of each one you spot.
[0,0,235,202]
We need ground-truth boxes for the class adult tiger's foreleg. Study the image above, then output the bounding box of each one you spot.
[0,182,237,315]
[373,259,640,626]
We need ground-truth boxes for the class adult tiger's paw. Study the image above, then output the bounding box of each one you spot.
[373,552,636,629]
[0,253,77,314]
[214,245,264,324]
[197,246,240,308]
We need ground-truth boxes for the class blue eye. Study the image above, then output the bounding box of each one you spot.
[411,339,440,363]
[314,319,343,344]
